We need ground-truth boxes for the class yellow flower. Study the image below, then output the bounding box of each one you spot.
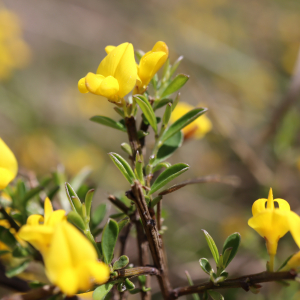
[78,42,137,103]
[0,138,18,190]
[44,221,110,295]
[134,41,169,94]
[170,103,212,139]
[248,188,292,270]
[18,198,66,253]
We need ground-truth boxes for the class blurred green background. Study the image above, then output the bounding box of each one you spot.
[1,0,300,299]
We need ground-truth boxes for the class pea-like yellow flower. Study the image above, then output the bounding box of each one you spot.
[248,188,291,270]
[78,42,137,103]
[0,138,18,190]
[44,221,110,295]
[18,198,66,253]
[170,103,212,139]
[134,41,169,94]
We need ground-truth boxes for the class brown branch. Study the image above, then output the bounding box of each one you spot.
[127,182,172,300]
[108,195,129,214]
[119,222,133,256]
[125,116,141,163]
[116,266,160,278]
[171,270,297,299]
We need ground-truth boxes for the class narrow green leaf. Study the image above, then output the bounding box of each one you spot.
[65,183,82,213]
[12,245,30,258]
[85,189,95,218]
[101,219,119,264]
[155,131,183,165]
[90,116,127,132]
[161,58,170,81]
[172,93,180,111]
[160,74,189,98]
[135,152,144,183]
[202,230,219,264]
[93,282,115,300]
[124,278,135,290]
[134,95,157,133]
[222,247,232,269]
[118,218,130,231]
[162,103,172,126]
[153,162,171,173]
[169,56,184,78]
[199,258,213,275]
[6,260,30,278]
[222,232,241,267]
[109,213,126,219]
[208,290,224,300]
[114,107,125,118]
[121,143,133,156]
[67,211,85,231]
[0,226,17,248]
[91,204,107,228]
[148,163,189,195]
[153,98,173,111]
[47,185,60,200]
[277,254,294,272]
[137,130,149,139]
[185,270,200,300]
[0,250,10,257]
[161,108,207,143]
[22,178,51,203]
[150,196,162,208]
[113,255,130,270]
[109,153,136,185]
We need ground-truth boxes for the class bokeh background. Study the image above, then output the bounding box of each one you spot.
[1,0,300,299]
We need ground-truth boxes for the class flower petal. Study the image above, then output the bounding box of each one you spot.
[78,78,89,93]
[274,198,290,211]
[47,210,66,227]
[288,211,300,248]
[97,75,119,99]
[0,138,18,189]
[27,215,44,226]
[44,198,53,225]
[252,198,267,216]
[85,73,105,94]
[105,45,116,54]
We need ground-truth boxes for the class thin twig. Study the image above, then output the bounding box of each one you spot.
[127,182,172,300]
[0,207,20,231]
[125,116,141,163]
[171,270,297,299]
[116,266,160,278]
[108,195,129,214]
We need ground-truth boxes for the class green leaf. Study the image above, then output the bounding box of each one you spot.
[93,282,115,300]
[150,196,162,208]
[135,152,144,183]
[124,278,135,290]
[121,143,133,156]
[185,270,200,300]
[67,211,85,231]
[148,163,189,195]
[12,244,30,258]
[208,290,224,300]
[90,116,127,132]
[134,95,157,133]
[153,162,171,173]
[277,254,294,272]
[169,56,184,78]
[47,185,60,200]
[137,130,149,139]
[222,247,232,269]
[109,153,136,185]
[0,226,17,248]
[6,260,30,278]
[101,219,119,264]
[162,103,172,126]
[202,230,219,264]
[160,74,189,98]
[0,250,10,257]
[113,255,129,270]
[114,107,125,118]
[161,108,207,143]
[222,232,241,267]
[85,189,95,218]
[153,98,173,111]
[118,218,130,231]
[22,178,51,204]
[91,204,107,228]
[155,131,183,165]
[65,183,82,213]
[199,258,213,275]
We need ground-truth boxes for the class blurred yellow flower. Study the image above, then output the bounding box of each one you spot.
[170,102,212,139]
[78,42,137,103]
[248,188,292,270]
[44,221,110,295]
[0,138,18,190]
[18,198,66,253]
[134,41,169,94]
[0,7,31,80]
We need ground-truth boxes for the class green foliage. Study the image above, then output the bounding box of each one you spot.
[121,143,133,156]
[67,211,85,231]
[160,74,189,98]
[134,95,157,133]
[222,233,241,268]
[161,108,207,143]
[155,131,183,165]
[199,258,213,275]
[84,189,95,219]
[118,218,130,231]
[208,290,224,300]
[65,182,82,213]
[113,255,129,270]
[91,204,107,230]
[202,230,219,264]
[153,98,173,111]
[6,260,30,278]
[148,163,189,195]
[93,282,115,300]
[101,219,119,264]
[0,226,17,248]
[90,115,127,132]
[109,152,136,184]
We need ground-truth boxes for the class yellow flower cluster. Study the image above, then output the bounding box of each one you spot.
[78,41,168,103]
[248,188,300,271]
[0,6,31,80]
[18,198,110,295]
